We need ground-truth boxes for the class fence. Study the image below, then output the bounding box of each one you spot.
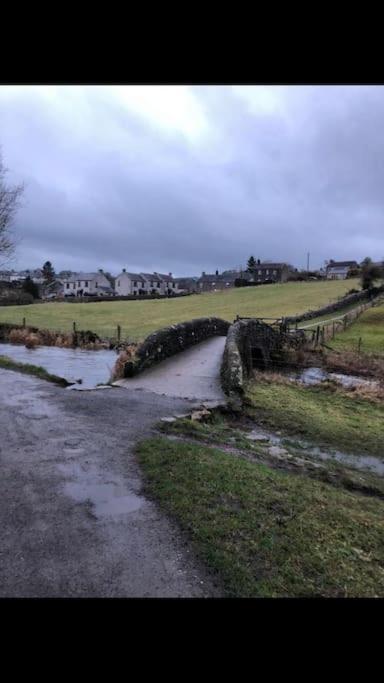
[2,318,141,344]
[287,299,376,351]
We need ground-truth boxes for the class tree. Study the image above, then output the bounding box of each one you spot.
[0,150,24,265]
[22,275,39,299]
[247,256,257,272]
[360,257,382,290]
[42,261,55,284]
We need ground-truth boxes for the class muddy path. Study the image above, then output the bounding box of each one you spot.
[0,368,221,597]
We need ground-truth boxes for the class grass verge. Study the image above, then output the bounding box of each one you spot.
[244,375,384,458]
[331,303,384,356]
[0,355,71,386]
[136,436,384,597]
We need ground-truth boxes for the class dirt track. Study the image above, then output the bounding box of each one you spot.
[0,368,221,597]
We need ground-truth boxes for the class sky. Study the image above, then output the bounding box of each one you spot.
[0,84,383,276]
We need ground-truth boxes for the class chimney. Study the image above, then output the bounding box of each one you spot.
[257,259,260,265]
[215,270,219,276]
[99,268,103,273]
[168,272,172,277]
[202,271,206,276]
[122,268,126,272]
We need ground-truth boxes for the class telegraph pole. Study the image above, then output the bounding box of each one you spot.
[307,252,310,272]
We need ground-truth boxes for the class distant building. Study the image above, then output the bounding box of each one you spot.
[174,277,199,293]
[62,270,114,297]
[246,260,293,284]
[326,261,358,280]
[198,270,240,292]
[114,270,179,296]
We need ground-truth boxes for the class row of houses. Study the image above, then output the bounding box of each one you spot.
[50,269,181,298]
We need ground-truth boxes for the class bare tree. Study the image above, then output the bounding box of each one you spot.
[0,149,24,265]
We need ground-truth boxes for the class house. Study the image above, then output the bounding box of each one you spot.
[174,277,199,293]
[198,270,239,292]
[247,260,293,283]
[114,270,179,296]
[62,270,114,297]
[114,271,146,296]
[153,272,178,295]
[326,261,358,280]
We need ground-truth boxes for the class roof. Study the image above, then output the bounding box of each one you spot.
[326,261,357,269]
[253,262,290,269]
[140,273,164,281]
[64,272,107,281]
[116,272,146,282]
[154,272,176,282]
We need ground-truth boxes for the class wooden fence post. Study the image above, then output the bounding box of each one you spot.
[117,324,121,342]
[358,337,362,354]
[315,325,320,347]
[22,317,26,328]
[73,321,76,333]
[332,321,335,339]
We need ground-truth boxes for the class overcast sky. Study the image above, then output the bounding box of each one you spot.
[1,85,383,276]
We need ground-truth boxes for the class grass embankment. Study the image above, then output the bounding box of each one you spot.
[0,355,71,386]
[0,279,358,341]
[330,303,384,356]
[137,436,384,597]
[244,375,384,458]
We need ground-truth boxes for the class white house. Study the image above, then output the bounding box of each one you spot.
[62,270,114,297]
[326,261,358,280]
[114,270,179,296]
[115,271,147,295]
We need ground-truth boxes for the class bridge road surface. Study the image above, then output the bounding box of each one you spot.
[114,336,227,401]
[0,338,226,597]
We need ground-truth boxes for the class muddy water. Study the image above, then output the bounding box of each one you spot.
[292,366,379,389]
[246,427,384,476]
[0,342,117,389]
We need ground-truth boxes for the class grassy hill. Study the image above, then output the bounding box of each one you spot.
[0,279,359,341]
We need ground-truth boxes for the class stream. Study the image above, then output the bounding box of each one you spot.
[0,343,118,389]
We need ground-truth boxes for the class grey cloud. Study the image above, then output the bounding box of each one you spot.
[1,85,384,276]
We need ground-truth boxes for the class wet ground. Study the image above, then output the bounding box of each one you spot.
[114,336,227,401]
[292,366,379,389]
[0,368,221,597]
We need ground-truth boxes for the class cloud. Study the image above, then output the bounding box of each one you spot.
[0,84,384,275]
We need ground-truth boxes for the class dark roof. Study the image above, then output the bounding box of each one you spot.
[117,272,146,282]
[140,273,163,281]
[326,261,357,269]
[253,262,290,269]
[154,272,176,282]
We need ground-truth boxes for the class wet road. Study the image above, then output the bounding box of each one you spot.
[114,336,227,401]
[0,368,221,597]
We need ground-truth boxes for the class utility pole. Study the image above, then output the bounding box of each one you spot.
[307,252,310,272]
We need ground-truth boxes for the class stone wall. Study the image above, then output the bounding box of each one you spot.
[221,319,285,395]
[284,285,384,326]
[123,317,230,377]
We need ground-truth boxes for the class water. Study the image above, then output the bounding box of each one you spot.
[293,366,378,389]
[0,342,118,389]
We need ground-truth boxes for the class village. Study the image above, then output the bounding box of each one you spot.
[0,258,375,303]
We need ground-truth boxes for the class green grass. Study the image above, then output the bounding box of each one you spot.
[0,355,71,386]
[0,279,358,341]
[331,303,384,356]
[244,377,384,458]
[137,437,384,597]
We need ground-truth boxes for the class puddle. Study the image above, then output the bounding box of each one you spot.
[244,426,384,475]
[291,366,379,389]
[0,342,117,389]
[58,461,145,518]
[65,482,144,517]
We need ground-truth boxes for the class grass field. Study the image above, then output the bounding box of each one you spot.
[330,303,384,356]
[244,374,384,458]
[0,279,359,341]
[137,436,384,597]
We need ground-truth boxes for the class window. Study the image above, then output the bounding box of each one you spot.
[150,281,153,287]
[117,281,120,287]
[66,283,69,289]
[172,282,175,288]
[134,281,137,287]
[95,282,98,288]
[85,281,89,287]
[157,282,160,288]
[78,281,81,286]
